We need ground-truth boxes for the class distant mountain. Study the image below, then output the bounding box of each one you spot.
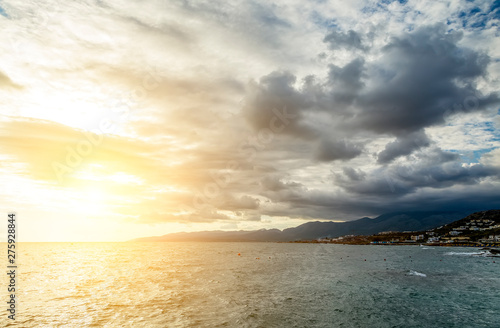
[130,209,485,242]
[131,229,285,242]
[279,210,477,240]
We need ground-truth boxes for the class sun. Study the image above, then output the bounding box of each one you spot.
[24,83,125,133]
[73,185,109,216]
[69,165,114,216]
[68,164,145,218]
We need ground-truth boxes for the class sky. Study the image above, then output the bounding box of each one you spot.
[0,0,499,241]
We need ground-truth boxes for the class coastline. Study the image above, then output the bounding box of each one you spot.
[288,240,500,248]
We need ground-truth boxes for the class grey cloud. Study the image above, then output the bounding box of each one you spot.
[399,163,499,189]
[417,147,460,164]
[242,67,366,164]
[377,131,430,164]
[243,70,313,138]
[189,24,500,222]
[101,20,500,224]
[336,155,500,197]
[315,138,362,162]
[243,24,500,168]
[327,58,365,106]
[356,24,498,135]
[342,167,366,181]
[162,209,233,223]
[220,195,260,210]
[166,0,291,50]
[261,175,303,192]
[323,30,367,51]
[255,178,500,222]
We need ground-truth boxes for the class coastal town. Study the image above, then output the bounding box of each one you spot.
[297,211,500,247]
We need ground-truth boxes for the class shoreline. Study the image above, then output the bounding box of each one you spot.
[288,241,500,248]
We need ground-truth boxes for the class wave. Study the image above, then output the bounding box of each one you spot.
[444,252,484,256]
[407,270,427,277]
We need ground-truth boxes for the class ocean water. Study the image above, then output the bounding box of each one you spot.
[2,242,499,327]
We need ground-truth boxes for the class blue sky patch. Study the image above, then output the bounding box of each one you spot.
[0,3,8,18]
[311,10,337,29]
[491,0,500,20]
[380,0,408,4]
[458,3,500,29]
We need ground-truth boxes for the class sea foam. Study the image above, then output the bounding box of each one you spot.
[444,251,484,256]
[407,270,427,277]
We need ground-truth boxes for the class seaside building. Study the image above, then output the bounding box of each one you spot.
[411,235,425,241]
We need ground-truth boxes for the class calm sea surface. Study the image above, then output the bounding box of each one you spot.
[2,242,499,327]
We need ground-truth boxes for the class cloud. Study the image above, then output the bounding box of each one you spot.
[261,175,303,192]
[482,147,500,168]
[0,117,163,184]
[377,131,430,164]
[336,149,500,197]
[326,57,366,105]
[124,207,235,224]
[0,70,21,89]
[2,0,500,233]
[230,21,500,222]
[243,70,311,138]
[315,138,362,162]
[218,195,261,211]
[356,24,498,134]
[323,29,368,51]
[243,24,499,165]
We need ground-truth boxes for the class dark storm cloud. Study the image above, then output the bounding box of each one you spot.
[335,153,500,196]
[268,24,497,131]
[237,23,500,221]
[255,178,500,221]
[314,138,362,162]
[377,131,430,164]
[244,24,499,162]
[341,167,366,181]
[326,58,366,106]
[255,158,500,221]
[355,24,498,135]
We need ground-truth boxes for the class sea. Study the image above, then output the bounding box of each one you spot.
[2,242,499,327]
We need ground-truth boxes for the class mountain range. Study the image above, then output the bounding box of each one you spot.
[130,210,486,242]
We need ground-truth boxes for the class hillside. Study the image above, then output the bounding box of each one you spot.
[321,209,500,246]
[130,209,481,242]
